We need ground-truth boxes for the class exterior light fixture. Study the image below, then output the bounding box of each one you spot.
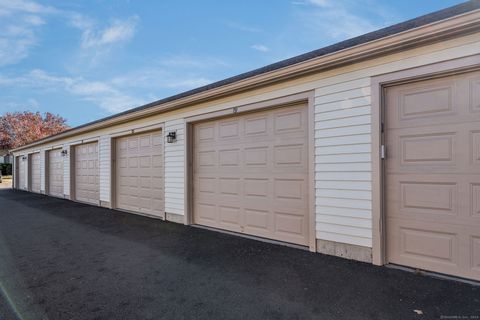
[61,149,68,156]
[167,131,177,143]
[22,156,27,160]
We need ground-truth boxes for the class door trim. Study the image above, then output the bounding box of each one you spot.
[28,152,40,193]
[111,125,165,219]
[184,91,317,252]
[45,147,64,199]
[71,141,100,206]
[371,54,480,266]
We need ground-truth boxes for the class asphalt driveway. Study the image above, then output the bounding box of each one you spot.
[0,189,478,320]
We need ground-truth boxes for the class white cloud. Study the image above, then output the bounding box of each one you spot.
[109,54,228,92]
[292,0,387,39]
[23,15,45,26]
[292,0,330,7]
[251,44,269,52]
[0,69,145,113]
[0,0,59,66]
[307,0,330,6]
[0,1,140,67]
[0,66,216,114]
[0,24,37,66]
[110,68,214,90]
[73,15,139,49]
[0,0,57,15]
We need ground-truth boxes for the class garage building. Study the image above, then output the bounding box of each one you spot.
[11,2,480,282]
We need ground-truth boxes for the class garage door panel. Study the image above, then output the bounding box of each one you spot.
[75,142,99,205]
[219,205,241,225]
[218,119,240,139]
[387,174,479,224]
[459,72,480,113]
[274,178,306,202]
[274,107,306,133]
[17,157,27,190]
[30,153,41,193]
[245,115,269,136]
[387,222,460,267]
[395,80,455,120]
[274,212,306,239]
[387,218,479,276]
[48,149,63,197]
[195,203,217,222]
[472,130,480,165]
[385,75,480,128]
[274,143,305,167]
[151,177,164,190]
[398,132,456,165]
[472,183,480,218]
[244,177,268,199]
[387,125,475,172]
[398,181,457,215]
[472,237,480,274]
[116,130,164,218]
[193,104,309,246]
[244,208,270,231]
[386,70,480,281]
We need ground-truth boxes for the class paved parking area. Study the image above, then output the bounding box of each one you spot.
[0,189,478,320]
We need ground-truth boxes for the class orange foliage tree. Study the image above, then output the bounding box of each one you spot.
[0,112,69,149]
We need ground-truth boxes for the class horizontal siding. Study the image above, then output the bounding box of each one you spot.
[315,79,373,248]
[316,206,372,219]
[164,119,185,215]
[315,162,371,172]
[315,86,370,104]
[315,134,371,146]
[316,188,372,200]
[315,105,371,121]
[316,153,371,164]
[314,124,371,138]
[99,136,111,202]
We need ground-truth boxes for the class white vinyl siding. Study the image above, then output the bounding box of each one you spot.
[99,136,111,202]
[40,149,46,192]
[164,119,185,215]
[314,79,372,247]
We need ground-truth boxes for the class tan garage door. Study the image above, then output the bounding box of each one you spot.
[17,156,27,190]
[48,149,64,198]
[385,70,480,281]
[30,152,41,193]
[192,103,310,246]
[115,130,164,218]
[74,142,99,205]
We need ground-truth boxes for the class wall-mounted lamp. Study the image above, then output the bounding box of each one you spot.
[167,131,177,143]
[61,149,68,156]
[21,156,27,160]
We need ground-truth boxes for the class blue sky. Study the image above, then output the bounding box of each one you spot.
[0,0,464,126]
